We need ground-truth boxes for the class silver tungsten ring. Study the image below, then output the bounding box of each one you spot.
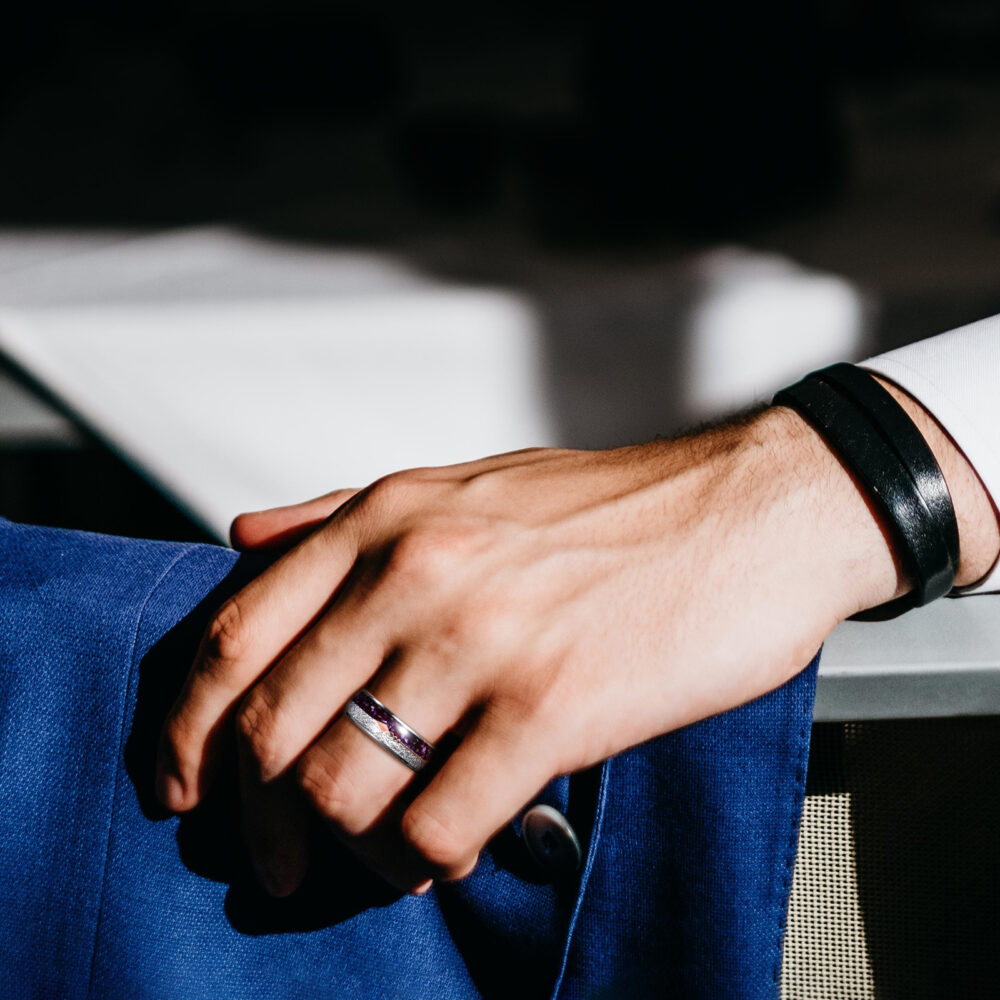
[345,688,437,772]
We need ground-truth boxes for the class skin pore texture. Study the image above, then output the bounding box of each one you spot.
[155,389,1000,899]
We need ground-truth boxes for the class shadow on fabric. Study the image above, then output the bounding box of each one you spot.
[122,552,405,935]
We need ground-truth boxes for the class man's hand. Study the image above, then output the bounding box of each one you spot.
[154,399,999,898]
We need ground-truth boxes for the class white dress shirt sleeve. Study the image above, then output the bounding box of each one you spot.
[859,314,1000,594]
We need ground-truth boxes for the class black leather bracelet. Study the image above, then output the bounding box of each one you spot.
[813,363,960,574]
[773,366,959,613]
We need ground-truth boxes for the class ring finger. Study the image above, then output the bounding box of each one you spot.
[296,651,478,890]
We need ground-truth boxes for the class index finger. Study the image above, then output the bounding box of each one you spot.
[155,512,362,812]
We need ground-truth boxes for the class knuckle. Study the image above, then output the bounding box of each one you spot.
[457,466,503,501]
[201,599,253,673]
[363,471,413,514]
[235,690,281,776]
[401,806,470,876]
[385,529,454,587]
[160,707,199,772]
[296,746,365,835]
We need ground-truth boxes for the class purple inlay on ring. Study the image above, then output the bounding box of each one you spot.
[352,690,435,761]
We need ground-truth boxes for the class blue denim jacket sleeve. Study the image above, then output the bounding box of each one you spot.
[0,518,817,1000]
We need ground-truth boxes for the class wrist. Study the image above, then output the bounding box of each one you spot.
[754,370,1000,618]
[743,404,908,619]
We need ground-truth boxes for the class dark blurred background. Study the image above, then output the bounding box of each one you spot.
[2,0,1000,540]
[1,0,851,234]
[2,0,1000,242]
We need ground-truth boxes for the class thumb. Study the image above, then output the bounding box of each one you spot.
[229,488,359,551]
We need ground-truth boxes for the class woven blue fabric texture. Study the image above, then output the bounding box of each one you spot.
[0,518,817,999]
